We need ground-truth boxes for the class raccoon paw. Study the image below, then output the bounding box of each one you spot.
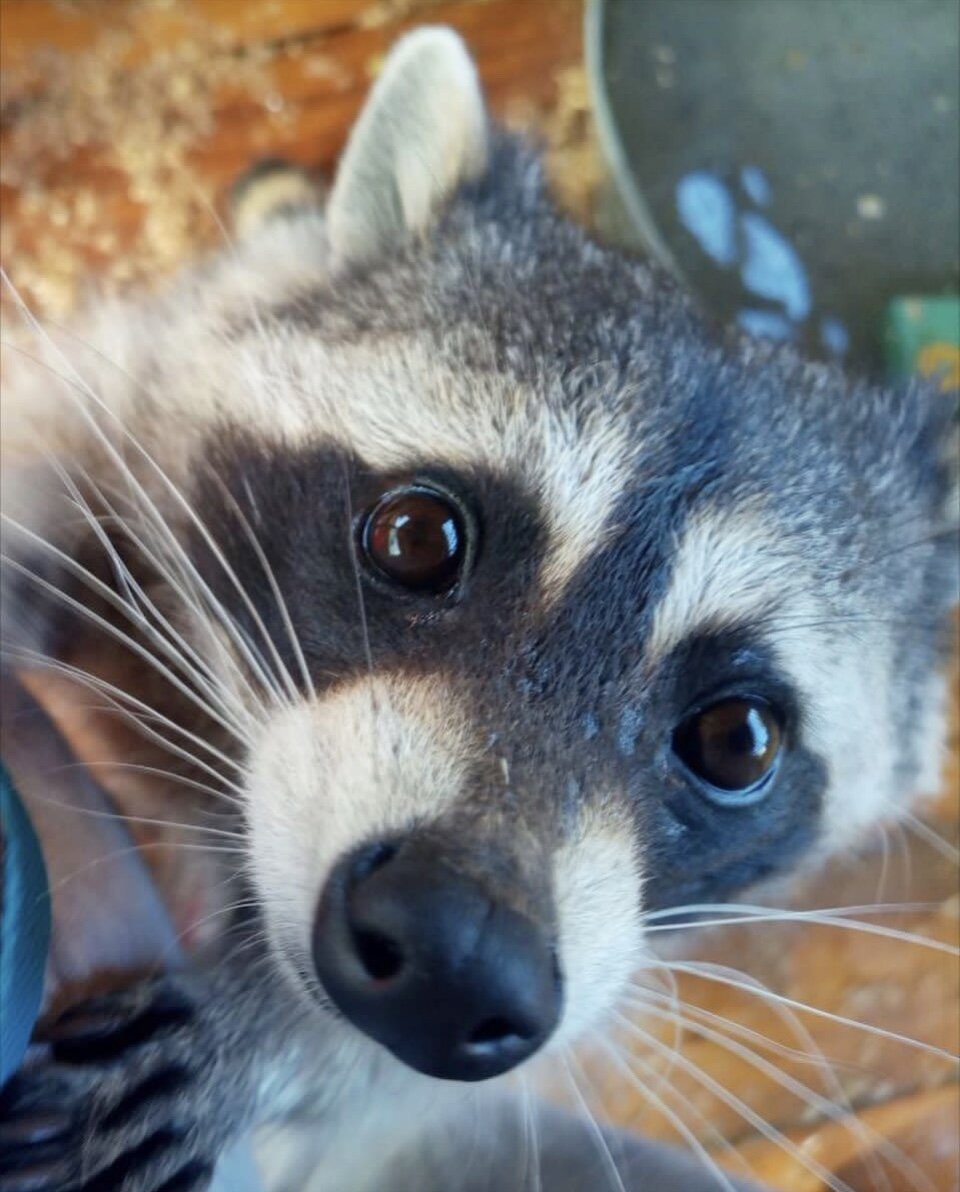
[0,979,219,1192]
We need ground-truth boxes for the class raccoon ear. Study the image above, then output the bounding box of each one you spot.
[326,27,488,267]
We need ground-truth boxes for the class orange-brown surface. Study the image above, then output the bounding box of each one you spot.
[2,2,957,1189]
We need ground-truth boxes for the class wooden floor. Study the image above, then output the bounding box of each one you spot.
[2,2,957,1188]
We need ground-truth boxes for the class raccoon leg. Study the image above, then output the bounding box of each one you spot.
[0,965,279,1192]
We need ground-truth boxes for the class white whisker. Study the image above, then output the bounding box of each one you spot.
[3,508,253,745]
[202,466,317,702]
[610,1009,856,1192]
[897,809,960,865]
[519,1074,542,1192]
[560,1051,627,1192]
[14,789,245,843]
[659,961,959,1062]
[623,985,854,1072]
[55,458,262,728]
[619,996,932,1192]
[51,760,243,810]
[642,902,958,956]
[4,645,248,793]
[46,839,248,898]
[591,1030,743,1192]
[1,309,292,709]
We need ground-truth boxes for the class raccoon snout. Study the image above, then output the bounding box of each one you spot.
[312,835,562,1081]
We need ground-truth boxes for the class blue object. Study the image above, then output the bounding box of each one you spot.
[820,316,851,359]
[1,761,51,1087]
[675,171,738,267]
[740,165,772,207]
[737,309,795,342]
[739,212,811,321]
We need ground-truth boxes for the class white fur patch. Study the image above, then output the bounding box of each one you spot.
[245,674,472,974]
[646,504,793,663]
[550,808,642,1045]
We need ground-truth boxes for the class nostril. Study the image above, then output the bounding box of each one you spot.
[467,1016,531,1047]
[351,927,405,982]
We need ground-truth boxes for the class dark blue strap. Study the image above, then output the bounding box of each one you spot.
[1,759,51,1087]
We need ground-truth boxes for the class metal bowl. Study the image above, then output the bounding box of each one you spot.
[586,0,959,370]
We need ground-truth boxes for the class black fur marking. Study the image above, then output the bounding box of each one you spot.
[191,422,839,910]
[101,1068,192,1131]
[154,1162,214,1192]
[192,435,548,697]
[638,631,825,908]
[80,1128,185,1191]
[46,992,194,1065]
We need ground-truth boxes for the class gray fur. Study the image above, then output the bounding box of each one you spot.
[0,25,956,1192]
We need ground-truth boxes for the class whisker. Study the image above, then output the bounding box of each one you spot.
[3,505,253,745]
[1,317,292,710]
[91,477,275,721]
[623,984,857,1072]
[339,457,388,802]
[164,896,263,960]
[619,998,932,1192]
[839,528,959,583]
[4,645,249,792]
[591,1031,743,1192]
[56,459,262,729]
[46,839,247,897]
[202,465,317,702]
[2,549,254,751]
[14,788,245,843]
[764,611,942,635]
[560,1051,627,1192]
[610,1010,856,1192]
[619,964,686,1100]
[53,760,244,810]
[519,1074,542,1192]
[659,961,959,1062]
[641,902,959,955]
[896,809,960,865]
[631,947,889,1176]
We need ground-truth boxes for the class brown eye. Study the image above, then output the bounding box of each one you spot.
[361,486,466,594]
[673,698,782,801]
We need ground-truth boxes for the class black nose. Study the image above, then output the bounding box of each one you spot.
[312,837,562,1081]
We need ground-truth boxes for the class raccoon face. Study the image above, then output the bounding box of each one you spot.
[7,29,954,1086]
[183,30,954,1085]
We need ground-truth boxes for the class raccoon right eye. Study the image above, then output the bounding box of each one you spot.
[672,696,783,804]
[360,485,467,594]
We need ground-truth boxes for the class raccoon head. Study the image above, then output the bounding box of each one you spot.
[10,28,955,1085]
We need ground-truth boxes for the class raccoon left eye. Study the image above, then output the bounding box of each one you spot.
[360,486,466,594]
[672,697,782,803]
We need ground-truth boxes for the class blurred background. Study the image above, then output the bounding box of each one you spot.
[1,2,957,1189]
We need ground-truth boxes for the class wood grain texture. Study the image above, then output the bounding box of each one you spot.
[2,2,957,1188]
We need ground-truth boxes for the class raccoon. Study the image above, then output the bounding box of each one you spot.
[0,26,956,1192]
